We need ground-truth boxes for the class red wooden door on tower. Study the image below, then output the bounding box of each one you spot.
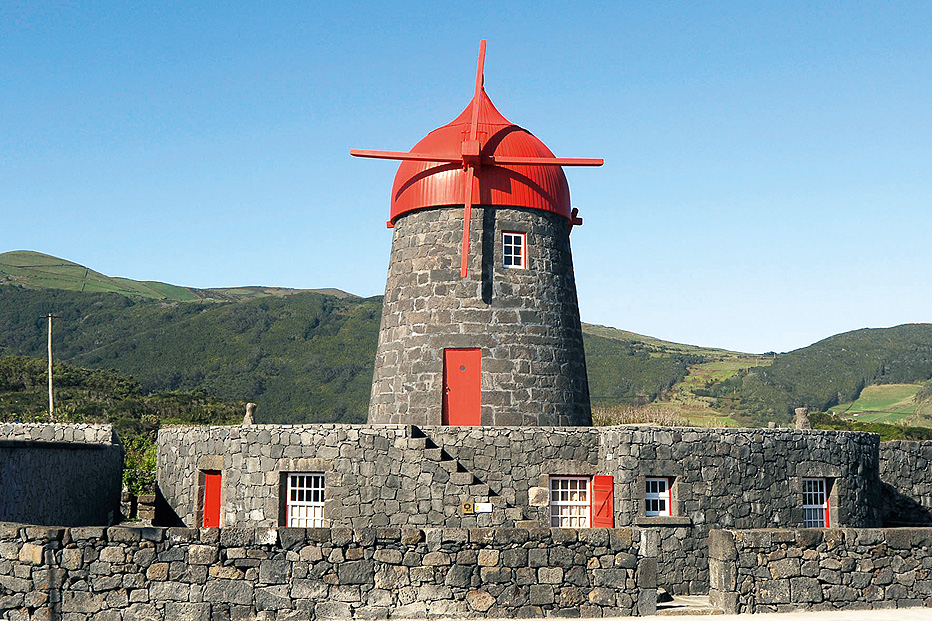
[442,349,481,425]
[203,471,222,527]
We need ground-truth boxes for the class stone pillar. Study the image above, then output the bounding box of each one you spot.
[368,205,591,426]
[243,403,256,425]
[795,407,811,430]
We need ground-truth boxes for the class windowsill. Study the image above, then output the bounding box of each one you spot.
[635,516,693,527]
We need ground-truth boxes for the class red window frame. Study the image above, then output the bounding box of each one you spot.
[645,476,673,517]
[502,231,527,269]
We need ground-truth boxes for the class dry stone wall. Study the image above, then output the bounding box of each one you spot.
[0,424,122,527]
[369,206,591,426]
[0,523,655,620]
[709,527,932,613]
[879,441,932,526]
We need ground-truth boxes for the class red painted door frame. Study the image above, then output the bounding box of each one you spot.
[442,348,481,425]
[203,471,222,527]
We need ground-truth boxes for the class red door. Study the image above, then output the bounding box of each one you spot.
[442,348,481,425]
[203,471,222,527]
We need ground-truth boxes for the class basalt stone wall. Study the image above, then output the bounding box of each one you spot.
[0,523,656,620]
[709,528,932,613]
[0,423,122,527]
[595,427,881,595]
[368,206,590,426]
[879,441,932,526]
[158,424,880,597]
[156,425,604,530]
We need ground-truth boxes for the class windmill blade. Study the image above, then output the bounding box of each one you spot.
[350,149,461,163]
[460,165,475,279]
[488,156,604,167]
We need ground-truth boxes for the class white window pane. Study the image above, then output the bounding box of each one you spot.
[286,472,326,528]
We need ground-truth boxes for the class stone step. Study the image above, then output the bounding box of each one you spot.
[656,595,723,616]
[423,447,444,461]
[407,438,428,450]
[449,472,477,486]
[468,483,490,497]
[440,459,465,473]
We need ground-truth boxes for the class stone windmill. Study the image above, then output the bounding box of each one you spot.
[353,41,601,427]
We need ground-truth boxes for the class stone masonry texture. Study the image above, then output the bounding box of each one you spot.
[708,527,932,613]
[0,424,122,527]
[879,441,932,526]
[0,523,656,619]
[368,206,591,426]
[158,424,881,595]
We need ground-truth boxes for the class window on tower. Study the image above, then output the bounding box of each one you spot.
[503,232,527,269]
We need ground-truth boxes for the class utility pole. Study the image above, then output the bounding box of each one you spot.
[46,312,59,415]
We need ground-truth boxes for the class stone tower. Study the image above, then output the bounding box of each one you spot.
[353,41,600,427]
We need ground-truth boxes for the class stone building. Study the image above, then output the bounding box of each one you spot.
[152,43,932,599]
[354,40,600,427]
[157,423,895,596]
[0,422,122,526]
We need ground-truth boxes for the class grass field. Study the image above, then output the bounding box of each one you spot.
[0,250,354,303]
[829,384,932,425]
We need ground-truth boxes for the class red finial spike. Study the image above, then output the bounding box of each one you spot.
[469,40,486,143]
[459,39,486,278]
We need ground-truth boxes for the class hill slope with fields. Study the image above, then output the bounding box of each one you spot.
[3,251,932,428]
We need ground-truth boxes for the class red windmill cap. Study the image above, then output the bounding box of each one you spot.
[389,92,574,223]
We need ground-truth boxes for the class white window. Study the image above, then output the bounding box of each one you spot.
[645,477,672,516]
[802,478,830,528]
[550,476,590,527]
[286,473,325,527]
[503,232,526,269]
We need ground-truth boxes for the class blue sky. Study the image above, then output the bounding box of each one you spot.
[2,2,930,353]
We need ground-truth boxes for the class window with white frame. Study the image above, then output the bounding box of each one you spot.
[550,476,590,527]
[802,477,830,528]
[503,232,526,269]
[645,477,672,516]
[285,473,325,527]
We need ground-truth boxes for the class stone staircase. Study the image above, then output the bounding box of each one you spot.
[407,425,498,501]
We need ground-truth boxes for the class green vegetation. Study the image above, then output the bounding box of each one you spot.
[0,285,381,423]
[706,325,932,426]
[4,251,932,431]
[0,355,243,494]
[809,411,932,441]
[0,250,353,302]
[582,325,757,409]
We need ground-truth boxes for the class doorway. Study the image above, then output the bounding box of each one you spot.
[442,348,481,425]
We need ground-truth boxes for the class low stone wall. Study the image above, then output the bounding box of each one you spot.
[880,441,932,526]
[0,423,116,445]
[0,523,656,620]
[709,528,932,613]
[0,423,122,527]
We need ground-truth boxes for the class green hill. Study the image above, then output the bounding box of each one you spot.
[710,325,932,425]
[0,285,381,423]
[0,252,734,422]
[0,250,353,302]
[4,251,932,428]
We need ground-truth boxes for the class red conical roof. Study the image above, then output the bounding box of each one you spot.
[389,91,572,223]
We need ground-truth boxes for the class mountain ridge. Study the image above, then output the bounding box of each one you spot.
[2,250,931,427]
[0,250,357,302]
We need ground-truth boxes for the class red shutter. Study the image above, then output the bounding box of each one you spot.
[591,475,614,528]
